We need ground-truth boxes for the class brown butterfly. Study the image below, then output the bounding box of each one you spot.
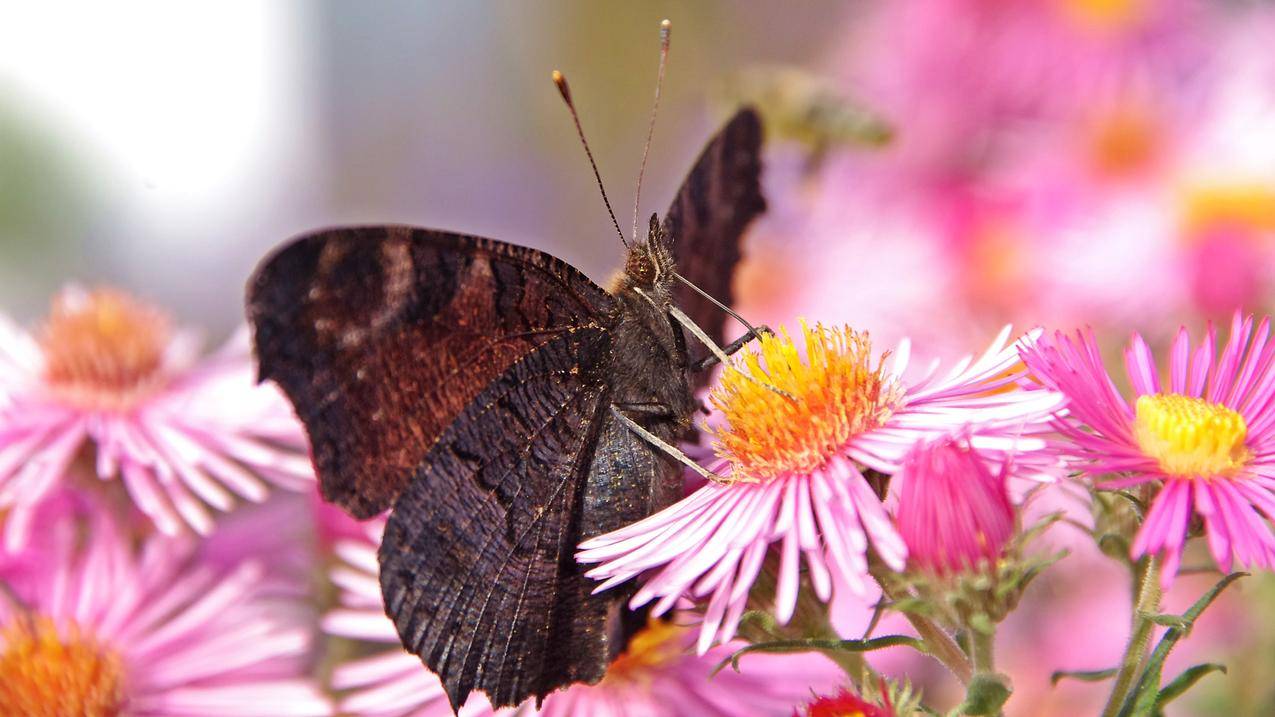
[246,44,765,711]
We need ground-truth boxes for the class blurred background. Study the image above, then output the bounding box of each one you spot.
[5,1,1275,714]
[0,1,848,328]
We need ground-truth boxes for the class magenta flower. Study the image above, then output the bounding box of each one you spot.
[0,493,332,716]
[578,323,1064,651]
[894,434,1015,576]
[324,520,842,717]
[0,286,312,550]
[1023,313,1275,584]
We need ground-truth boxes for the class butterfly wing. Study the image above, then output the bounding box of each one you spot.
[246,226,616,518]
[661,107,766,384]
[379,323,647,710]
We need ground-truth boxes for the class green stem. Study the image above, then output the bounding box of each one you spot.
[877,581,973,685]
[1100,556,1161,717]
[904,609,974,685]
[970,628,996,674]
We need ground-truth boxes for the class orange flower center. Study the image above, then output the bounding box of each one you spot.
[40,287,173,410]
[1087,106,1160,179]
[0,616,127,717]
[1058,0,1147,33]
[1133,393,1251,478]
[602,619,687,688]
[710,322,901,480]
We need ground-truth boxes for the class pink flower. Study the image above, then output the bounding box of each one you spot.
[895,434,1015,576]
[1022,313,1275,584]
[578,323,1064,651]
[0,286,312,550]
[0,493,332,716]
[324,519,843,717]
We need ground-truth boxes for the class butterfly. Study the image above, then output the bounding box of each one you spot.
[246,75,765,710]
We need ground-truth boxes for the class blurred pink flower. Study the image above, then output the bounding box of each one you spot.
[1023,313,1275,585]
[839,0,1219,191]
[0,286,312,550]
[578,324,1064,651]
[0,493,331,716]
[323,520,843,717]
[894,434,1015,576]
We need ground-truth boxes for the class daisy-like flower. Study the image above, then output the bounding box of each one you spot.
[0,286,312,550]
[578,322,1064,651]
[894,434,1015,576]
[1023,312,1275,584]
[0,493,332,716]
[323,520,842,717]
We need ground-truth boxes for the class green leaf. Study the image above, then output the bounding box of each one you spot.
[1144,613,1191,631]
[1117,572,1247,717]
[956,673,1012,715]
[710,635,925,676]
[1050,668,1118,686]
[1155,663,1226,707]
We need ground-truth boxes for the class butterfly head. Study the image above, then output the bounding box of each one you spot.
[618,214,675,298]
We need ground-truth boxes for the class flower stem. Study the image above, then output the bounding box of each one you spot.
[876,582,974,684]
[1100,556,1161,717]
[970,628,996,674]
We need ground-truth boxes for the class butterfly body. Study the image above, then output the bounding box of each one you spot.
[246,108,765,711]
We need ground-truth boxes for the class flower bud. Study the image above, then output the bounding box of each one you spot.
[895,435,1014,576]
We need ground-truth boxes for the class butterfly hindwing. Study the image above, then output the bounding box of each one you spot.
[246,226,616,517]
[662,107,766,383]
[379,325,621,709]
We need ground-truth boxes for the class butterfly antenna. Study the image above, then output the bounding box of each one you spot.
[672,271,761,336]
[632,19,671,243]
[553,70,628,249]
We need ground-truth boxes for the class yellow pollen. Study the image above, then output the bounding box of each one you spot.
[0,616,127,717]
[40,287,173,410]
[710,322,901,480]
[1133,394,1251,478]
[602,619,686,688]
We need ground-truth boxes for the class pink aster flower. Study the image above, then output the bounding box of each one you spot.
[578,323,1064,651]
[894,434,1016,576]
[0,492,332,716]
[324,520,842,717]
[0,286,312,550]
[1022,312,1275,584]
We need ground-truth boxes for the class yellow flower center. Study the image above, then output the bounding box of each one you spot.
[1133,394,1251,478]
[710,322,901,480]
[602,619,687,688]
[40,287,173,410]
[1181,183,1275,239]
[1059,0,1147,33]
[0,616,127,717]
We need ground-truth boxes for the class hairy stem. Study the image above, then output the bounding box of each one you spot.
[1100,556,1161,717]
[970,628,996,674]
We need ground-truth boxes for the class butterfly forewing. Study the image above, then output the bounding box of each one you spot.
[662,107,766,386]
[247,226,616,517]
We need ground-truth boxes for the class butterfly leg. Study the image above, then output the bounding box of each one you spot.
[689,324,772,372]
[609,405,723,482]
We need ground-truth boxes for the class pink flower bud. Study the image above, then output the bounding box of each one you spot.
[895,435,1015,575]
